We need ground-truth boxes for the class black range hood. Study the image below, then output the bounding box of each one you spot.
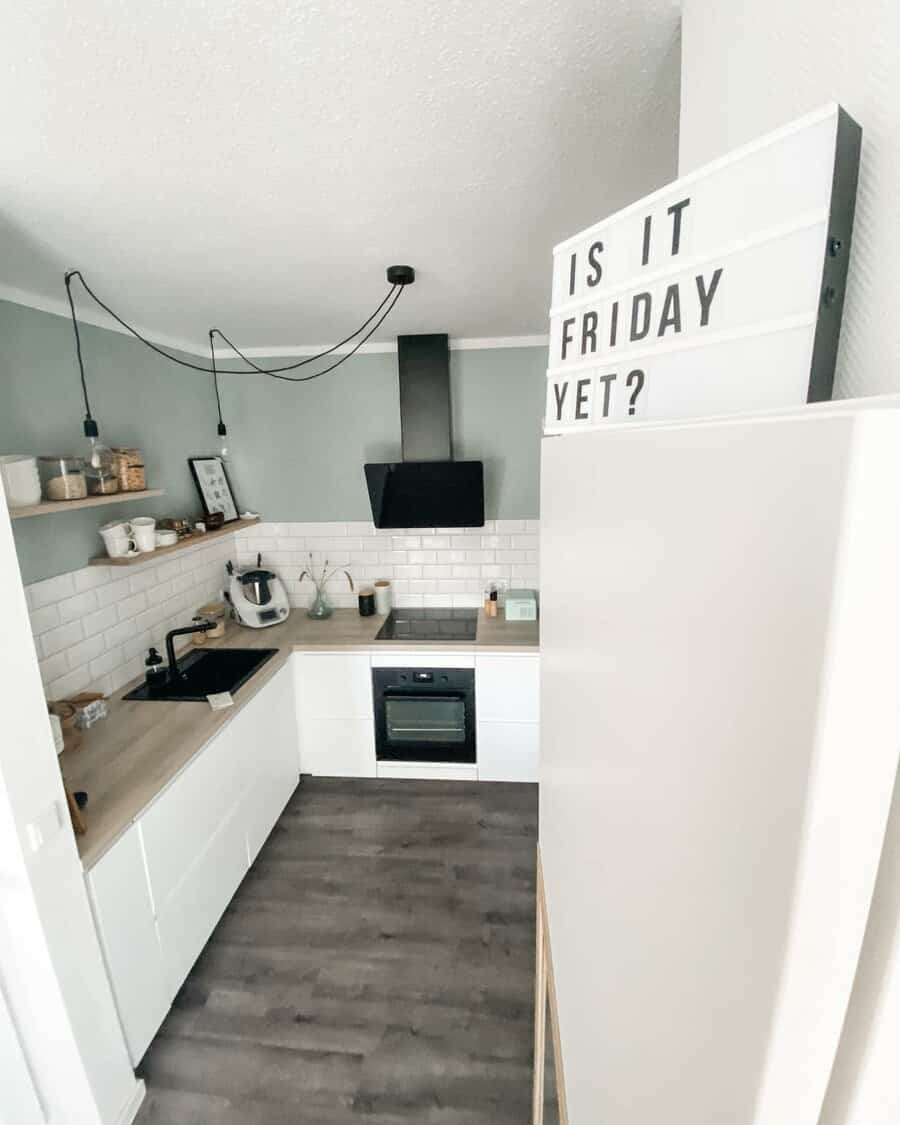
[365,334,484,529]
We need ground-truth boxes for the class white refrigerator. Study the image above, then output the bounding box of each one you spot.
[538,403,900,1125]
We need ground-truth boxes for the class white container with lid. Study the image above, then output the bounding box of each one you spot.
[0,454,42,508]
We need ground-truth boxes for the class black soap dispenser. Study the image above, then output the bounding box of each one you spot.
[144,646,166,686]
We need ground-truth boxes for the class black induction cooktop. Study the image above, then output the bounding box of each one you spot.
[375,607,478,642]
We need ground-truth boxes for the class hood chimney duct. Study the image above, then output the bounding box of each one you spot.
[398,334,451,461]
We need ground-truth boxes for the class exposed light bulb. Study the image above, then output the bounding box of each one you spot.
[217,421,230,462]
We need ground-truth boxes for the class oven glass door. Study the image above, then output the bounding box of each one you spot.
[374,668,476,763]
[385,695,466,747]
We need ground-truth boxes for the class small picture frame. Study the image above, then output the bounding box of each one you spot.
[187,457,239,523]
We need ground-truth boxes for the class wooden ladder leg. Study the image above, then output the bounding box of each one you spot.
[532,846,548,1125]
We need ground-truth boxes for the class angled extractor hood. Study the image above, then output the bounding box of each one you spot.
[365,334,485,529]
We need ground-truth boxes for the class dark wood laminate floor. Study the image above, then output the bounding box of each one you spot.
[135,778,539,1124]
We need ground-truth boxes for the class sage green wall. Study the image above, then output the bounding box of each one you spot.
[219,344,547,523]
[0,298,547,584]
[0,300,217,586]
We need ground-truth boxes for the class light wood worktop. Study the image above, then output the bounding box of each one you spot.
[62,609,538,870]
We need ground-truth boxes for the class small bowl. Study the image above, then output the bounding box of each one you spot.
[155,529,178,548]
[206,511,225,530]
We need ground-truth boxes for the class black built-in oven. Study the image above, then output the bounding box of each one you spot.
[372,667,476,764]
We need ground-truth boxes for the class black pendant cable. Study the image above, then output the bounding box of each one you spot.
[64,270,99,444]
[63,265,415,452]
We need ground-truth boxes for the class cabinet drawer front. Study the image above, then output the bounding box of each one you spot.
[141,722,245,909]
[477,721,540,783]
[300,718,376,777]
[298,653,374,719]
[156,804,249,997]
[475,654,540,723]
[86,824,170,1063]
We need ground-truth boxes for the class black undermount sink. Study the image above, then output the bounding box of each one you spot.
[123,647,278,702]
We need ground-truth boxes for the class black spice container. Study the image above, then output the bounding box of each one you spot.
[358,587,376,616]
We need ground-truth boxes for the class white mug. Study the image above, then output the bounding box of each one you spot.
[374,579,392,616]
[100,520,138,559]
[131,516,156,553]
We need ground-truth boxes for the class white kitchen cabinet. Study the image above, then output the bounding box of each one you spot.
[140,711,246,908]
[295,653,376,776]
[86,823,169,1064]
[87,663,300,1063]
[155,800,249,997]
[300,718,376,777]
[473,654,540,782]
[239,664,301,861]
[477,721,540,783]
[296,652,373,719]
[475,653,540,723]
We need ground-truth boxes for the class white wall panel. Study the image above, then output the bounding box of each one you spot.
[680,0,900,400]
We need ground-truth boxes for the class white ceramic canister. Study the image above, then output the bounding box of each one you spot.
[0,455,41,508]
[374,579,392,616]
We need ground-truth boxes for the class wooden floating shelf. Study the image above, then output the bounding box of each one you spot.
[88,517,260,567]
[9,489,165,520]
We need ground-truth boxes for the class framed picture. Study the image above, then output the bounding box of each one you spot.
[188,457,239,523]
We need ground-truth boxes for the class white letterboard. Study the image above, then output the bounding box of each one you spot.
[545,104,860,431]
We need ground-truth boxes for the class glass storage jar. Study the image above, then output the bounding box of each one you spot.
[112,447,146,491]
[39,456,88,501]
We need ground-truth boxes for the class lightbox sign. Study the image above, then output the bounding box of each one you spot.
[545,104,860,431]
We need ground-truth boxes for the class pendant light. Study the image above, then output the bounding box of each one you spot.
[209,331,230,461]
[64,270,117,493]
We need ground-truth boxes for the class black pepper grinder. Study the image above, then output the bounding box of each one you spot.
[144,647,166,686]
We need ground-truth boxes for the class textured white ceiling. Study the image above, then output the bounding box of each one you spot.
[0,1,680,350]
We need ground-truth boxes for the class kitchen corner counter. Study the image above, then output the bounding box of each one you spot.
[62,609,539,869]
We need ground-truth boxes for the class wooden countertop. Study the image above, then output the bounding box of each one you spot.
[62,609,539,870]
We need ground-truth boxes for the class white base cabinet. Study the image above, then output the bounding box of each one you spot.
[86,824,169,1064]
[475,653,540,782]
[294,650,540,782]
[476,721,540,782]
[86,663,299,1064]
[295,653,376,777]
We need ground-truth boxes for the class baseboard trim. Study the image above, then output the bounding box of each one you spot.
[115,1078,146,1125]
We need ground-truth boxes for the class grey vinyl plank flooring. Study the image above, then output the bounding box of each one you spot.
[135,778,538,1124]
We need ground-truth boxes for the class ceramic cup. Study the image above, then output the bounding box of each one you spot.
[374,579,392,616]
[155,529,178,547]
[100,520,139,559]
[131,516,157,553]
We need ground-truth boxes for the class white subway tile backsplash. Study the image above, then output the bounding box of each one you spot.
[83,605,119,638]
[96,577,131,608]
[105,618,138,650]
[66,634,106,670]
[48,666,91,701]
[23,518,538,703]
[29,572,76,609]
[29,603,61,636]
[58,590,100,624]
[39,651,70,685]
[117,592,147,621]
[74,567,112,593]
[42,620,84,657]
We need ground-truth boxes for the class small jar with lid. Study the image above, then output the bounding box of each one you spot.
[38,456,88,501]
[112,448,146,492]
